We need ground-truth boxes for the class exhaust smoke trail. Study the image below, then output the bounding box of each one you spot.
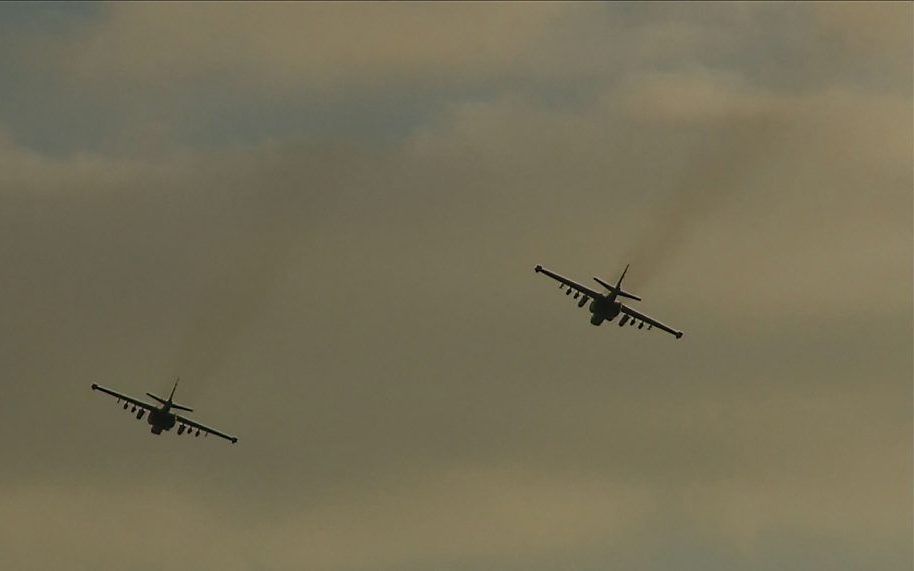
[169,147,346,386]
[624,111,788,286]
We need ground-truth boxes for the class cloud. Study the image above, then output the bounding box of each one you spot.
[0,3,910,570]
[616,69,782,126]
[35,3,567,93]
[812,2,912,58]
[0,469,655,570]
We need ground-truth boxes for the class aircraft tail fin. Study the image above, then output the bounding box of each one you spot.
[148,378,190,410]
[165,378,193,411]
[594,265,641,301]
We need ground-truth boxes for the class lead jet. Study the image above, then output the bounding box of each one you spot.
[534,264,683,339]
[90,379,238,443]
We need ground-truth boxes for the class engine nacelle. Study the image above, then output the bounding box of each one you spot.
[590,314,604,326]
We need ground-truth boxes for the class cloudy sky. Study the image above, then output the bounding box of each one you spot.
[0,3,910,570]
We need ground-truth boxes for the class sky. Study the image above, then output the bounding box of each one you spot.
[0,2,911,570]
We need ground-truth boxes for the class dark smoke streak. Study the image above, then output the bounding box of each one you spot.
[169,146,344,385]
[625,113,789,285]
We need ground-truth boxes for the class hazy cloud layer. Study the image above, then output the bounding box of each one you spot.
[0,3,910,570]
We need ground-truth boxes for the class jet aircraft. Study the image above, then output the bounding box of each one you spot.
[534,264,683,339]
[90,379,238,443]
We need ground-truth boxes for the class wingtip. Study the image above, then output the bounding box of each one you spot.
[676,332,684,339]
[91,383,98,390]
[534,264,542,273]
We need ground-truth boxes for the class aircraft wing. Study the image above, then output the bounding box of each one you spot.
[534,265,602,299]
[174,414,238,444]
[620,304,683,339]
[91,383,158,411]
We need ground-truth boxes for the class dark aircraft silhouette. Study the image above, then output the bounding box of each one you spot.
[534,264,683,339]
[90,379,238,443]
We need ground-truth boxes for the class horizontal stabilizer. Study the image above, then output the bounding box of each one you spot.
[592,277,641,301]
[146,392,168,406]
[171,403,194,413]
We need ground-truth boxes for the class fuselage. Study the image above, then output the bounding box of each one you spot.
[147,407,176,435]
[588,296,621,325]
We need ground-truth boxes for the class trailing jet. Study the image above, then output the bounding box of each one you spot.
[534,264,683,339]
[90,379,238,443]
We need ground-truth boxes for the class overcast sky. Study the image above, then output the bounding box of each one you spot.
[0,3,911,570]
